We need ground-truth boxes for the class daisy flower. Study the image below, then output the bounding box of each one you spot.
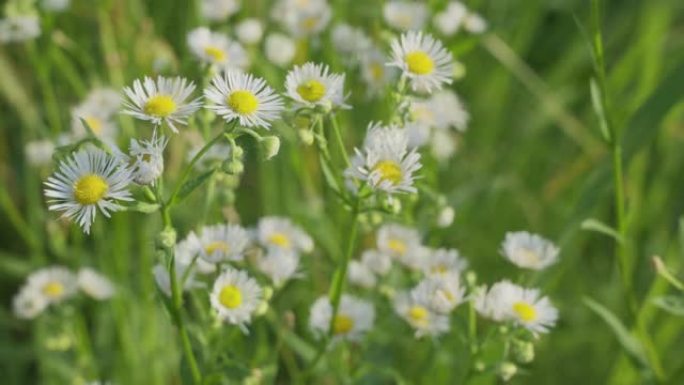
[0,16,41,43]
[422,247,468,276]
[44,148,133,234]
[501,231,559,270]
[474,280,558,334]
[360,48,396,96]
[210,268,263,330]
[71,88,121,141]
[275,0,331,37]
[393,291,449,338]
[187,27,248,70]
[175,232,217,274]
[255,249,301,286]
[376,223,422,263]
[13,286,48,319]
[192,223,251,263]
[433,1,468,36]
[463,12,488,34]
[204,71,283,128]
[264,33,296,67]
[129,132,168,185]
[348,260,377,289]
[77,268,115,300]
[345,123,422,194]
[236,18,263,45]
[25,139,55,167]
[309,295,375,341]
[360,249,392,276]
[25,266,78,305]
[412,273,465,314]
[256,216,314,255]
[200,0,240,22]
[122,76,202,132]
[388,31,454,93]
[382,1,428,31]
[429,129,458,161]
[331,23,373,58]
[285,62,348,108]
[153,263,203,297]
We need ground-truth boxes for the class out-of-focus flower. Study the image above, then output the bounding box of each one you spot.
[264,33,296,67]
[187,27,248,71]
[501,231,559,270]
[236,18,264,45]
[285,62,348,109]
[383,1,428,31]
[309,295,375,341]
[0,16,40,43]
[77,268,115,300]
[201,0,240,22]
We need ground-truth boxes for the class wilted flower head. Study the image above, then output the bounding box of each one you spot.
[129,132,168,185]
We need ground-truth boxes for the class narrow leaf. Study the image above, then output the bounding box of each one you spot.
[583,297,648,366]
[175,169,216,204]
[581,218,624,243]
[589,78,611,142]
[652,295,684,316]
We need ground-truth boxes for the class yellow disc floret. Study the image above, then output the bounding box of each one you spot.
[387,238,407,255]
[74,174,108,205]
[513,301,538,322]
[408,305,429,325]
[83,116,103,135]
[373,160,403,185]
[205,241,230,255]
[42,281,65,298]
[332,314,354,335]
[268,233,291,248]
[204,46,226,62]
[144,95,177,117]
[297,80,326,102]
[219,285,243,309]
[227,90,259,115]
[405,51,435,75]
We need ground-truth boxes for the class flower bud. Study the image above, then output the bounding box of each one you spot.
[156,227,177,250]
[382,195,401,214]
[232,144,244,158]
[511,339,535,364]
[222,159,244,175]
[260,136,281,160]
[298,129,315,145]
[498,362,518,382]
[437,206,455,228]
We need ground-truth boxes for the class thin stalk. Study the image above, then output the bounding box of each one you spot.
[327,200,360,335]
[329,114,350,167]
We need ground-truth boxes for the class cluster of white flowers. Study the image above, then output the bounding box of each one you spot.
[152,217,313,331]
[433,1,488,37]
[13,266,115,319]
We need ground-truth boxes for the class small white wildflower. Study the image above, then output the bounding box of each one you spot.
[383,1,428,31]
[25,139,55,167]
[44,148,133,234]
[348,260,377,289]
[77,268,115,300]
[422,247,468,276]
[309,295,375,341]
[433,2,468,36]
[25,266,78,305]
[285,62,348,109]
[255,249,301,286]
[394,291,449,338]
[388,31,454,93]
[0,16,40,43]
[256,216,313,255]
[236,18,264,45]
[360,249,392,275]
[129,132,168,185]
[264,33,296,67]
[187,27,248,71]
[200,0,240,22]
[501,231,559,270]
[192,223,251,263]
[412,273,465,314]
[210,268,263,331]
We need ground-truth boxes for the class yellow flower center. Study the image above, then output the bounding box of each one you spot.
[42,281,65,298]
[73,174,109,205]
[219,285,243,309]
[387,238,407,255]
[513,301,538,322]
[432,264,449,274]
[373,160,403,185]
[204,46,226,62]
[518,248,541,265]
[227,90,259,115]
[405,51,435,75]
[205,241,230,255]
[84,116,103,135]
[408,305,429,325]
[301,17,318,31]
[369,62,385,81]
[297,80,326,102]
[268,233,291,248]
[144,95,177,117]
[332,314,354,335]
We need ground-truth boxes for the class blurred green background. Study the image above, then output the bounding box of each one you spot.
[1,0,684,384]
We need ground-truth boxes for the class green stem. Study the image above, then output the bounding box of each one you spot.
[329,114,350,167]
[168,123,234,206]
[327,199,360,336]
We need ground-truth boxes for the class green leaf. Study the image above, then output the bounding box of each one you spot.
[583,297,648,367]
[174,169,216,204]
[580,218,624,243]
[652,295,684,316]
[280,329,317,362]
[589,78,611,142]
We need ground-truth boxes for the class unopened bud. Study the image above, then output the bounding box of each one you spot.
[511,339,535,364]
[260,136,281,160]
[498,362,518,382]
[222,159,244,175]
[156,227,177,250]
[299,129,315,145]
[437,206,455,228]
[232,145,244,158]
[383,195,401,214]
